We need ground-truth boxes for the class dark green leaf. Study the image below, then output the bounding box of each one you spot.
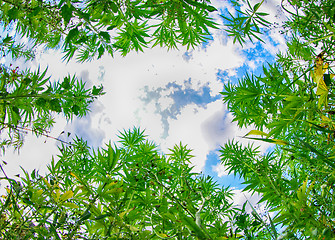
[7,7,19,22]
[97,45,104,59]
[92,85,103,96]
[49,99,62,112]
[35,97,47,108]
[61,77,71,90]
[79,210,91,222]
[72,105,80,116]
[65,28,79,43]
[61,4,73,25]
[99,31,111,42]
[110,2,118,13]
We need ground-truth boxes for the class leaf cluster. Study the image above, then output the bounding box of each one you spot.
[220,0,335,238]
[220,0,270,45]
[0,64,104,153]
[0,128,240,239]
[0,0,219,61]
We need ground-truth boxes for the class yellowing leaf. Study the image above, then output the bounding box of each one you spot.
[244,130,269,138]
[271,139,288,145]
[56,189,60,202]
[157,233,169,238]
[318,92,328,109]
[297,178,314,204]
[127,225,139,232]
[312,55,330,109]
[63,202,79,208]
[104,181,118,190]
[119,209,132,219]
[321,114,331,122]
[316,78,329,95]
[32,189,44,201]
[106,187,123,194]
[36,189,43,196]
[244,136,288,145]
[312,56,326,82]
[69,171,80,181]
[60,190,74,202]
[42,177,51,188]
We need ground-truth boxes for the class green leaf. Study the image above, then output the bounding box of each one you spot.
[49,99,62,112]
[79,210,91,221]
[7,7,19,22]
[61,76,71,90]
[108,144,119,171]
[99,31,111,42]
[180,213,209,239]
[35,97,47,108]
[22,77,32,85]
[2,35,12,44]
[110,2,118,13]
[72,105,80,116]
[244,136,288,145]
[97,45,104,59]
[61,4,73,25]
[10,106,20,125]
[107,25,117,30]
[65,27,79,43]
[92,85,103,96]
[206,5,218,12]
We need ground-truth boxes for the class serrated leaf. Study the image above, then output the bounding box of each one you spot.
[2,35,12,44]
[108,145,119,171]
[180,213,208,239]
[36,189,43,197]
[107,25,117,30]
[128,225,139,232]
[206,5,217,12]
[54,189,61,202]
[72,105,80,116]
[8,7,19,22]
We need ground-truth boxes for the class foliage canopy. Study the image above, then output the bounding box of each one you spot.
[1,0,335,239]
[220,0,335,238]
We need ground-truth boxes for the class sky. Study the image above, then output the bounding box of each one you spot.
[2,0,288,210]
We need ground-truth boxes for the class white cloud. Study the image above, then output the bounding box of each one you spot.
[213,163,230,177]
[230,188,268,217]
[1,115,68,177]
